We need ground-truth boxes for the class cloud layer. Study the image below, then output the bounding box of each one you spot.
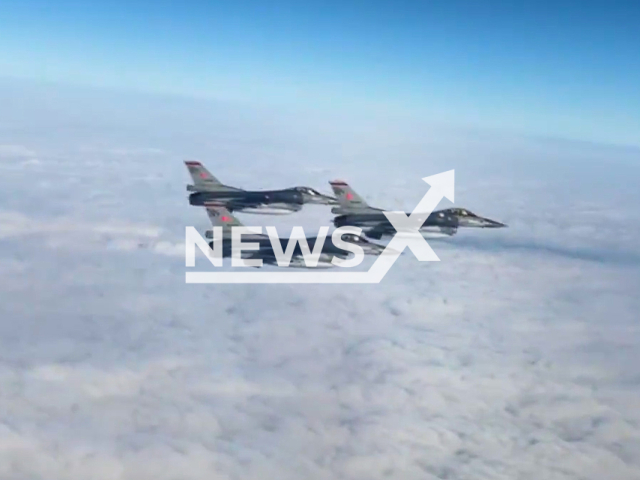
[0,81,639,480]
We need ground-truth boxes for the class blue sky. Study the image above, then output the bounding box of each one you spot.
[1,0,639,145]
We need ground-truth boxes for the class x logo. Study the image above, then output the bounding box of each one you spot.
[383,211,439,261]
[381,171,455,262]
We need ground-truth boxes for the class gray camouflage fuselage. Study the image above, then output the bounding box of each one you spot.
[189,188,336,214]
[208,233,385,267]
[333,210,460,239]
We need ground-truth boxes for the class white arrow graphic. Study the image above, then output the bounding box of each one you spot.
[382,170,455,262]
[185,170,454,284]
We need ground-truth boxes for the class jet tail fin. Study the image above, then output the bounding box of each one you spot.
[329,180,380,214]
[203,201,244,238]
[185,160,243,192]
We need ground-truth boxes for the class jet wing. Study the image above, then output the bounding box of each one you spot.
[221,199,267,211]
[240,251,283,267]
[205,198,282,211]
[212,198,302,215]
[240,252,266,267]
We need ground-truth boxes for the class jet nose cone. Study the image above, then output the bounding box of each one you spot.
[302,193,339,205]
[483,218,507,228]
[365,244,386,255]
[316,194,339,205]
[379,245,402,255]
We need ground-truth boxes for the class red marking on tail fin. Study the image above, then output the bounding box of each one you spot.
[346,193,354,200]
[199,172,208,178]
[221,216,231,222]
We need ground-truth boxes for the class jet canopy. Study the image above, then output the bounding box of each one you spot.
[445,208,477,217]
[293,186,338,205]
[340,233,372,244]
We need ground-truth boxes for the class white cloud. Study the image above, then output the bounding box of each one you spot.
[0,81,639,480]
[0,144,36,158]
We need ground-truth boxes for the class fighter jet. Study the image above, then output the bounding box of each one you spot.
[436,207,507,228]
[329,180,459,240]
[185,160,337,214]
[328,180,506,240]
[201,201,387,268]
